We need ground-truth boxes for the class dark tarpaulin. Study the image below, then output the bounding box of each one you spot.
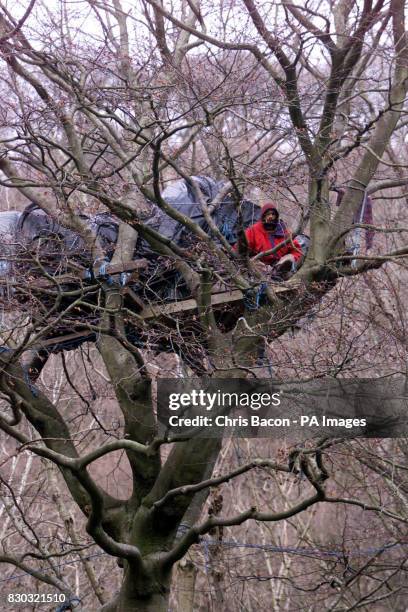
[2,177,260,301]
[0,180,312,353]
[136,176,260,251]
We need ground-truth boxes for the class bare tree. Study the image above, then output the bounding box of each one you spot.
[0,1,408,610]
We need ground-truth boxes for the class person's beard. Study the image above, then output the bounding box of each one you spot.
[263,221,278,231]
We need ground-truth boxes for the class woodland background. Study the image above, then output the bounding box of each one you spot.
[0,0,407,611]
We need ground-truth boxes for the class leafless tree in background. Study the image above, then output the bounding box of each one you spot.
[0,0,407,610]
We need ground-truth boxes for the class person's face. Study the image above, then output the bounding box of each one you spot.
[262,210,278,230]
[263,211,277,224]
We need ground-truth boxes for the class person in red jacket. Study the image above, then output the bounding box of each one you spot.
[236,203,302,278]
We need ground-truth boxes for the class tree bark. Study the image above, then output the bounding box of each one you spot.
[176,559,197,612]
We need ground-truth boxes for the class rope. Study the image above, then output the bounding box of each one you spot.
[220,218,236,243]
[84,258,115,286]
[243,282,268,311]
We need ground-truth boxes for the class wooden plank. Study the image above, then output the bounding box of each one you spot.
[122,286,146,310]
[95,259,149,276]
[5,259,150,290]
[11,331,95,354]
[17,284,295,351]
[139,286,291,320]
[38,331,95,349]
[138,289,241,320]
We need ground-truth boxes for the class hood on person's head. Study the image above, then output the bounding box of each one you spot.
[261,203,279,231]
[261,203,279,218]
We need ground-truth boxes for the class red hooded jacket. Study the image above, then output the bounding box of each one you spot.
[236,203,302,265]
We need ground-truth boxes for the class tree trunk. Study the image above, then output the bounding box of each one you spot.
[113,566,172,612]
[117,592,169,612]
[176,559,197,612]
[307,176,331,266]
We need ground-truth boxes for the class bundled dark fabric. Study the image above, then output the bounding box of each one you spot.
[335,188,374,250]
[15,177,257,256]
[133,177,260,299]
[213,197,260,244]
[14,205,119,280]
[138,177,259,247]
[17,204,118,259]
[10,178,259,298]
[144,176,216,245]
[294,234,310,260]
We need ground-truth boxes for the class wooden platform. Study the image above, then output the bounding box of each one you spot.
[1,259,294,352]
[138,288,245,320]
